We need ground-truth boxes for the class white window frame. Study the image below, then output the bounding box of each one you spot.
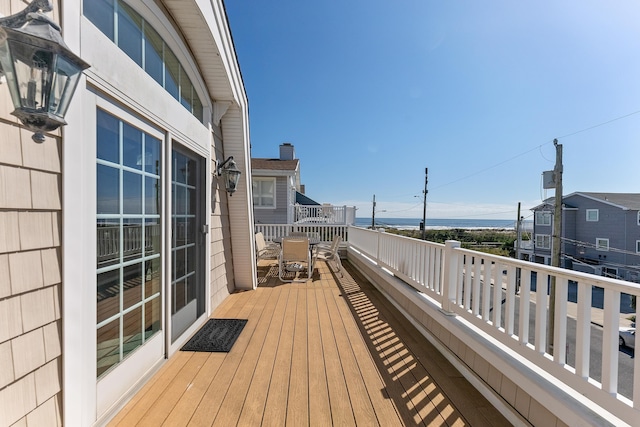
[535,234,551,249]
[596,238,609,251]
[535,211,551,226]
[637,211,640,226]
[586,209,599,222]
[636,240,640,253]
[252,177,276,208]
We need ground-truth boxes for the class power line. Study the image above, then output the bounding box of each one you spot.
[429,108,640,192]
[431,144,547,191]
[561,236,640,258]
[556,109,640,140]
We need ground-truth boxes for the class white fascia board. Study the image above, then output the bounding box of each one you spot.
[183,0,247,109]
[569,192,631,211]
[252,170,296,177]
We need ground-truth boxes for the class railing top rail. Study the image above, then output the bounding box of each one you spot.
[454,245,640,293]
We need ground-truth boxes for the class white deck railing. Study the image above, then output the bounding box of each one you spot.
[255,223,349,244]
[347,226,640,426]
[293,204,356,225]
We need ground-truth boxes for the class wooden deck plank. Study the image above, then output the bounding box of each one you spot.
[360,296,452,426]
[161,352,227,427]
[135,352,211,426]
[286,287,310,426]
[306,287,332,427]
[187,287,273,425]
[348,264,510,427]
[332,273,402,426]
[316,284,357,427]
[109,260,511,427]
[106,352,195,426]
[212,285,284,426]
[236,287,291,426]
[346,267,470,426]
[261,287,298,427]
[211,289,253,318]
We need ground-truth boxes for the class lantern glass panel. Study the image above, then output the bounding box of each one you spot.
[7,39,53,111]
[50,55,84,117]
[0,37,20,108]
[223,169,240,193]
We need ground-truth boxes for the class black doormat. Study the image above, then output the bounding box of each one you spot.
[181,319,247,352]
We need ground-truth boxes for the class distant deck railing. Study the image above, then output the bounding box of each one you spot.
[347,225,640,426]
[255,223,349,244]
[293,204,356,225]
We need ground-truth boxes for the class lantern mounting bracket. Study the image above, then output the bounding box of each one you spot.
[216,156,235,176]
[0,0,53,81]
[0,0,52,28]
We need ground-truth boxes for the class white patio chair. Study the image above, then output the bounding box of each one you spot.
[321,203,334,222]
[255,232,279,261]
[314,235,343,277]
[279,237,312,282]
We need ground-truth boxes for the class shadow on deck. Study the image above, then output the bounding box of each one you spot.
[108,260,510,426]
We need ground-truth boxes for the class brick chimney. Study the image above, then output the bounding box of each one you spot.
[279,143,295,160]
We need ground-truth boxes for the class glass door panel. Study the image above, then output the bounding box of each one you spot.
[171,147,205,342]
[96,109,162,378]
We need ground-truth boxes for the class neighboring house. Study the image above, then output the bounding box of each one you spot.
[523,192,640,282]
[251,143,319,224]
[0,1,255,425]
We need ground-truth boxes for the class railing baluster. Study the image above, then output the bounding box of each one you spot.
[492,262,503,329]
[575,281,591,379]
[535,273,548,354]
[553,276,568,364]
[454,253,467,306]
[601,288,620,394]
[482,262,493,321]
[518,268,531,345]
[505,265,516,336]
[434,246,442,294]
[470,256,480,312]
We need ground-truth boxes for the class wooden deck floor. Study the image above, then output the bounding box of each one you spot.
[108,260,510,426]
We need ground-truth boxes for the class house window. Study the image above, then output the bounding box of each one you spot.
[96,109,162,378]
[84,0,204,121]
[535,211,551,226]
[252,178,276,208]
[636,240,640,253]
[535,234,551,249]
[586,209,599,222]
[637,211,640,226]
[596,238,609,251]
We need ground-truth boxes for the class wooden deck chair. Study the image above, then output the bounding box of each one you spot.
[255,232,279,261]
[313,235,343,276]
[279,237,312,282]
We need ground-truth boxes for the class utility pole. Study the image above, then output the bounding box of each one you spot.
[516,202,522,260]
[372,194,376,229]
[421,168,428,240]
[516,202,522,292]
[549,139,563,353]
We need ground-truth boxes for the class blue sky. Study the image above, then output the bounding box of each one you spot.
[225,1,640,219]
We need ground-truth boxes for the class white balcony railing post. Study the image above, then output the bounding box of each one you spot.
[441,240,460,314]
[376,228,384,263]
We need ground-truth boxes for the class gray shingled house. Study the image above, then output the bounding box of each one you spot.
[526,192,640,282]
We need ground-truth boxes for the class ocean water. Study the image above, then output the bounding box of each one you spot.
[355,217,533,231]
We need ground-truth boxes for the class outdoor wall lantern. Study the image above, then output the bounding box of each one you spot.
[216,156,241,196]
[0,0,89,142]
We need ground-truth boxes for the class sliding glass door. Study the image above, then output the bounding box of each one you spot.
[171,146,206,342]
